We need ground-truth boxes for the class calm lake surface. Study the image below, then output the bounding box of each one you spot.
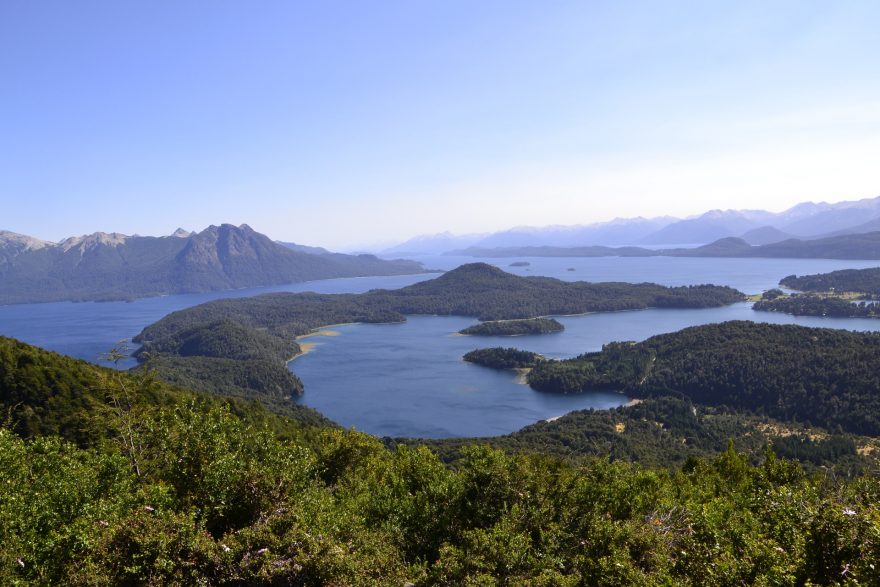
[2,256,879,437]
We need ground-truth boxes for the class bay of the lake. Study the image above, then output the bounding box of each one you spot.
[2,256,879,438]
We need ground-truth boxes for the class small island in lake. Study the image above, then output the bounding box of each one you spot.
[459,317,564,336]
[509,261,530,267]
[463,347,542,369]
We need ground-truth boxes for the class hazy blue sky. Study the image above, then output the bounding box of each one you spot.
[2,1,879,249]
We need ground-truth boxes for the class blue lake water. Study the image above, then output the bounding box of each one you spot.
[0,273,435,369]
[291,302,880,438]
[1,256,879,438]
[291,316,628,438]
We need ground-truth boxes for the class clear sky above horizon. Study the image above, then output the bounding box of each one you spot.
[2,1,879,250]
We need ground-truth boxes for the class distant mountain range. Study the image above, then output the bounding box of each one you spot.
[0,224,426,305]
[451,231,880,260]
[380,195,880,255]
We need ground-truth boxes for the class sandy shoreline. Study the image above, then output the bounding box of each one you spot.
[285,320,407,364]
[286,326,347,363]
[297,328,344,340]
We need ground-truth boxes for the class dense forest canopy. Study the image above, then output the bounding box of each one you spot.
[462,347,542,369]
[459,317,564,336]
[0,336,328,447]
[413,396,874,474]
[781,266,880,295]
[754,294,880,318]
[513,321,880,436]
[2,335,880,584]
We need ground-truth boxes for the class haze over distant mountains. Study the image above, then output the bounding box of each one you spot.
[0,224,426,305]
[454,232,880,261]
[381,195,880,255]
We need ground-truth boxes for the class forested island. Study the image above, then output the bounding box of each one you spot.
[134,263,744,399]
[459,317,564,336]
[3,334,880,583]
[462,347,542,369]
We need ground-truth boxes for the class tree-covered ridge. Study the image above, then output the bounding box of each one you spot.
[0,336,328,448]
[137,318,299,362]
[4,335,880,583]
[781,266,880,296]
[519,321,880,436]
[141,356,304,401]
[754,294,880,318]
[384,263,746,320]
[459,317,564,336]
[133,319,305,399]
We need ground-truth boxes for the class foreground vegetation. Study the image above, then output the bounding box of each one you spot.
[3,336,880,585]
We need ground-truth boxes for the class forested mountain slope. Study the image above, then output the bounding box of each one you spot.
[0,335,328,447]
